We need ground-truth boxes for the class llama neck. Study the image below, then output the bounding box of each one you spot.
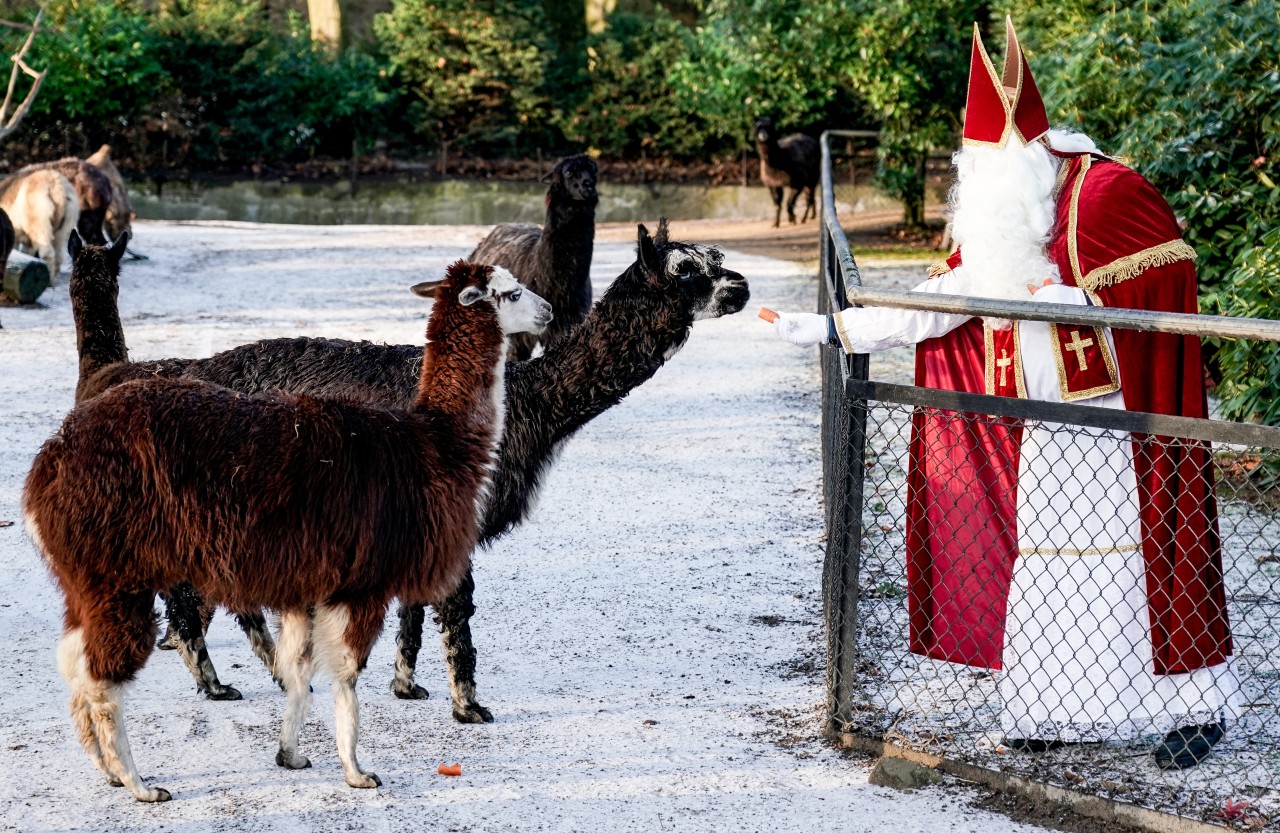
[756,138,785,171]
[71,260,128,391]
[537,201,595,274]
[414,303,505,423]
[510,270,689,440]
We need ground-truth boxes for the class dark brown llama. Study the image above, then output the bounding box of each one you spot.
[471,154,598,361]
[24,260,550,801]
[67,230,129,402]
[753,117,819,227]
[70,222,748,725]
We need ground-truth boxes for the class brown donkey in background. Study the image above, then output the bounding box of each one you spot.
[24,260,550,801]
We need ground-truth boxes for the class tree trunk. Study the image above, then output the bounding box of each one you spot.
[3,250,50,304]
[308,0,343,52]
[902,152,927,227]
[585,0,616,34]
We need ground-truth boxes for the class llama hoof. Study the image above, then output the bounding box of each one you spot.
[105,774,124,787]
[392,682,429,701]
[452,702,494,724]
[346,771,381,789]
[204,684,243,701]
[275,748,311,770]
[133,786,171,803]
[156,629,179,650]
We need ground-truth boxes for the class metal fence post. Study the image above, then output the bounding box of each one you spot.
[819,131,872,734]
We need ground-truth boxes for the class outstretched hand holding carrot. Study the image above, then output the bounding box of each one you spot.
[762,306,834,347]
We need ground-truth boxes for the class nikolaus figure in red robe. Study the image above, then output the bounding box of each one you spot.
[772,17,1240,768]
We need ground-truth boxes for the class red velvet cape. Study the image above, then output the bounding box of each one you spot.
[905,155,1232,674]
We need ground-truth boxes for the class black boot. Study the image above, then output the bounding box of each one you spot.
[1152,720,1225,770]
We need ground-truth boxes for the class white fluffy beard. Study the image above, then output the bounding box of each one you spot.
[947,136,1062,319]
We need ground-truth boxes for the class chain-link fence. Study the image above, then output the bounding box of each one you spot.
[817,131,1280,829]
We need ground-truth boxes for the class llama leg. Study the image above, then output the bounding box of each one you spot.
[167,584,242,700]
[785,188,801,224]
[50,202,76,280]
[81,594,170,802]
[802,187,816,223]
[56,627,120,787]
[29,230,58,286]
[236,609,282,689]
[435,571,493,723]
[88,682,170,801]
[770,187,783,228]
[313,603,381,788]
[275,609,314,770]
[156,592,179,650]
[391,603,428,700]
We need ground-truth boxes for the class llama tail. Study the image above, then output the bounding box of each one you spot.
[70,230,131,403]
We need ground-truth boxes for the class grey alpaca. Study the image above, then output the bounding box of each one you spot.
[471,154,598,362]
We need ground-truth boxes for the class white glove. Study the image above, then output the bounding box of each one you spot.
[774,312,831,347]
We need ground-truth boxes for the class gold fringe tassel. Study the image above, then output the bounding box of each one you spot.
[1080,240,1198,292]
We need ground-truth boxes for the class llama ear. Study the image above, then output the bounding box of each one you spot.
[654,217,670,247]
[410,280,442,298]
[108,230,129,263]
[540,168,556,184]
[68,229,83,260]
[636,224,661,276]
[458,286,488,306]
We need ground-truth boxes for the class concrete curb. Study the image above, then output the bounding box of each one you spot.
[833,730,1228,833]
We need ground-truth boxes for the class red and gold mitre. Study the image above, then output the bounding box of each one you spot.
[962,17,1049,148]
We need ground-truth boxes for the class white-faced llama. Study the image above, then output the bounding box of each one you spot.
[25,260,550,801]
[70,221,749,723]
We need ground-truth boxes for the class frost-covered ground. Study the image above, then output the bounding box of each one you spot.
[0,222,1048,832]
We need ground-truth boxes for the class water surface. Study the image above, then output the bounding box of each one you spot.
[131,177,909,226]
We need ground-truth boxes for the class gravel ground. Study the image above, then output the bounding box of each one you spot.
[0,222,1048,832]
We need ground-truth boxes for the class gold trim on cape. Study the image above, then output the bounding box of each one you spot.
[1066,154,1092,286]
[1080,240,1198,292]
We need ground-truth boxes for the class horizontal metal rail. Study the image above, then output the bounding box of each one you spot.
[842,285,1280,342]
[851,379,1280,448]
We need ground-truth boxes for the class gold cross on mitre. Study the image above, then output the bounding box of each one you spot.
[1064,330,1094,371]
[996,349,1013,387]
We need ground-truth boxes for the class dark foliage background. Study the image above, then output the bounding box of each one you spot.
[2,0,1276,420]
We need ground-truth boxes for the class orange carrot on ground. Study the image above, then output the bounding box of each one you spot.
[438,763,462,777]
[758,307,779,323]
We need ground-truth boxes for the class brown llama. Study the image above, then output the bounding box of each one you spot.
[85,145,134,243]
[23,260,551,802]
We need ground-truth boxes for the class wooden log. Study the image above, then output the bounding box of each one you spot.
[3,250,50,304]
